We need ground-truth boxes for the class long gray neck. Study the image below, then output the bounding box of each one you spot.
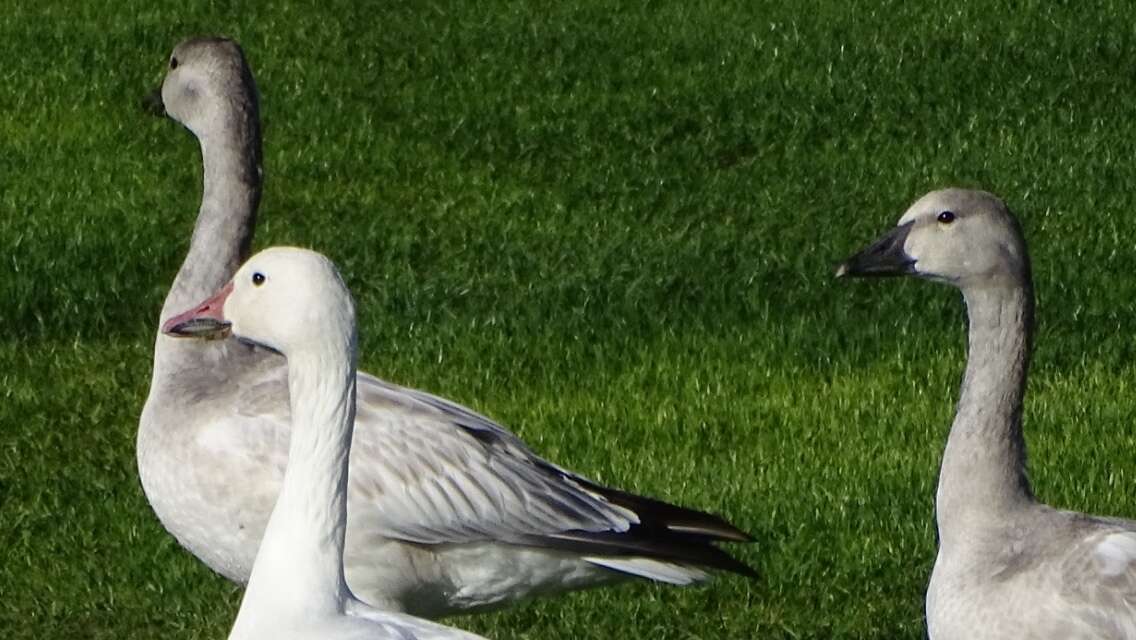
[936,279,1035,548]
[151,105,263,383]
[243,336,357,614]
[160,116,262,319]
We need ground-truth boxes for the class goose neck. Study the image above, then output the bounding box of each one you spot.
[242,336,358,615]
[160,109,263,320]
[936,281,1035,546]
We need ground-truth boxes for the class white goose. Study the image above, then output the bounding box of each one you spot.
[139,37,754,618]
[163,248,489,640]
[838,188,1136,639]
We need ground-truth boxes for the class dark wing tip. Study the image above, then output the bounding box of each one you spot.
[523,474,759,579]
[533,529,760,580]
[581,480,756,544]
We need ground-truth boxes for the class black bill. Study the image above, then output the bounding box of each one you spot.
[835,221,916,278]
[142,87,165,116]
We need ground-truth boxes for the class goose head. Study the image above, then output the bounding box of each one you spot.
[144,37,259,142]
[161,247,356,356]
[837,188,1030,289]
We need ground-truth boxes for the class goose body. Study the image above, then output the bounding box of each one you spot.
[839,188,1136,639]
[138,37,754,618]
[164,248,488,640]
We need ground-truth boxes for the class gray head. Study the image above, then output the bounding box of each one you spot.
[144,37,260,144]
[837,188,1031,290]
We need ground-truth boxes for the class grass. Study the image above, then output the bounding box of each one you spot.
[3,0,1136,637]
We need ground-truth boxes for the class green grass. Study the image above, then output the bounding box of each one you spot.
[4,0,1136,637]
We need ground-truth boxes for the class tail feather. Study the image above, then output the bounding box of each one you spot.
[536,529,759,579]
[581,557,710,585]
[579,479,754,543]
[520,471,758,581]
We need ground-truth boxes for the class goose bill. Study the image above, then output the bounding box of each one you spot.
[142,87,166,116]
[161,281,234,339]
[836,221,916,278]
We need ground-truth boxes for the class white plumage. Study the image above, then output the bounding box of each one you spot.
[165,247,490,639]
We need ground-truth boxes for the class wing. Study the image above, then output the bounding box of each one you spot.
[1056,524,1136,638]
[347,372,640,543]
[216,367,753,576]
[347,373,754,574]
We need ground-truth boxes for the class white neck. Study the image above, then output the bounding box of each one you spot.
[935,280,1035,549]
[235,330,359,622]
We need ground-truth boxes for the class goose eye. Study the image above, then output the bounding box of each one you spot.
[252,272,266,286]
[937,210,956,224]
[170,57,179,70]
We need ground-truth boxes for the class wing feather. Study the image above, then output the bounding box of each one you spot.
[220,367,751,574]
[1056,524,1136,637]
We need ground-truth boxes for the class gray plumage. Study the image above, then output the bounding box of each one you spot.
[840,188,1136,639]
[138,37,754,619]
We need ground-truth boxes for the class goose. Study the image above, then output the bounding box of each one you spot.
[138,37,755,618]
[162,248,489,640]
[837,188,1136,639]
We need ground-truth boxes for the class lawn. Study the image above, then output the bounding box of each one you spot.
[3,0,1136,638]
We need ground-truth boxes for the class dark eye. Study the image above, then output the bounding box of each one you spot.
[937,210,956,224]
[170,56,179,70]
[252,272,265,286]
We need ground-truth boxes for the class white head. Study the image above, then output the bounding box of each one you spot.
[162,247,357,358]
[837,188,1030,290]
[145,37,259,143]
